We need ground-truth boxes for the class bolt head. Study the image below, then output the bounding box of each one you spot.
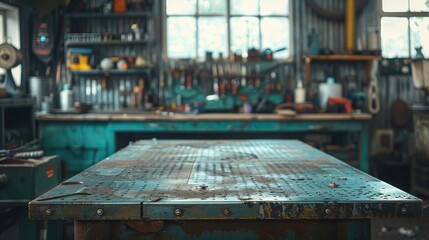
[325,208,332,215]
[46,209,53,216]
[401,208,407,214]
[174,208,183,216]
[96,209,104,216]
[223,208,232,216]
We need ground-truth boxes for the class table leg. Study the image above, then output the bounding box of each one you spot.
[360,124,370,173]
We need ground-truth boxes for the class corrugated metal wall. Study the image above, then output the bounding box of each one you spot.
[292,0,377,90]
[292,0,424,129]
[15,0,425,128]
[293,0,378,62]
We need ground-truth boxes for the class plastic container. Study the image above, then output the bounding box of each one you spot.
[60,84,74,111]
[318,77,342,109]
[294,79,306,104]
[29,76,49,110]
[243,102,252,114]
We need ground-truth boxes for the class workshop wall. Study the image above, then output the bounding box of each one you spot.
[17,0,423,128]
[294,0,423,130]
[293,0,378,66]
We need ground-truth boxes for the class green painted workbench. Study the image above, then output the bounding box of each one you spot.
[36,113,371,177]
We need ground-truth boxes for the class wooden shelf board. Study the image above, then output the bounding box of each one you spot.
[70,68,153,75]
[66,12,152,18]
[65,40,149,47]
[305,55,382,61]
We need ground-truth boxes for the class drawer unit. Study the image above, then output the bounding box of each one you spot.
[40,122,108,177]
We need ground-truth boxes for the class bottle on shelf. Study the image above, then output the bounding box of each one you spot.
[60,84,74,111]
[294,79,306,104]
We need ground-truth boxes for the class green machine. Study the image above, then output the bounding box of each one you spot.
[0,155,61,240]
[0,98,62,240]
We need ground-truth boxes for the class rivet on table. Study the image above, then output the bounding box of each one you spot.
[97,208,104,216]
[174,208,183,216]
[223,208,232,216]
[46,209,53,216]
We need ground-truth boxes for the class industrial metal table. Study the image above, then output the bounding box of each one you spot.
[29,140,422,240]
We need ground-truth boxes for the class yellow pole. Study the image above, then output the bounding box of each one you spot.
[346,0,355,54]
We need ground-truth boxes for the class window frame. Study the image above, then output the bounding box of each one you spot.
[162,0,293,62]
[379,0,429,58]
[0,10,5,76]
[0,3,21,86]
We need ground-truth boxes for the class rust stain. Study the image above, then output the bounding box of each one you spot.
[263,203,272,219]
[125,221,164,234]
[299,206,317,219]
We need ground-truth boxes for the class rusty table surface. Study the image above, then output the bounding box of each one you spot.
[29,140,422,221]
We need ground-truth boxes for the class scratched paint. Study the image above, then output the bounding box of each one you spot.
[414,113,429,158]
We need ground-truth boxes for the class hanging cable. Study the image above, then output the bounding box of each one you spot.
[368,60,380,114]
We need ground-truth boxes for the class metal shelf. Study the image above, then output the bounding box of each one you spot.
[304,54,382,86]
[0,98,35,107]
[65,40,150,47]
[70,68,153,76]
[65,12,152,18]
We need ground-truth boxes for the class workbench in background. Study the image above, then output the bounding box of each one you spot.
[36,113,371,177]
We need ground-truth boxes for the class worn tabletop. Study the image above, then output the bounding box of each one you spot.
[29,140,422,220]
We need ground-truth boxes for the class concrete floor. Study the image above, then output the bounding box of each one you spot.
[372,200,429,240]
[370,160,429,240]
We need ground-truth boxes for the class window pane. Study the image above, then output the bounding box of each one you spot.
[198,0,226,14]
[166,0,196,15]
[230,17,260,54]
[382,0,408,12]
[260,0,289,15]
[410,0,429,12]
[261,18,289,58]
[410,17,429,57]
[198,17,227,58]
[230,0,258,15]
[381,17,409,58]
[167,17,196,58]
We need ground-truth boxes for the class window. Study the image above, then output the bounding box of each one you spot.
[165,0,291,60]
[380,0,429,58]
[0,3,21,86]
